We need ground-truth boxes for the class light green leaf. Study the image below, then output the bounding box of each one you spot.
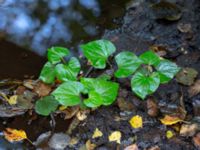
[35,96,59,116]
[81,39,116,69]
[55,57,80,81]
[39,62,56,84]
[81,78,119,106]
[47,47,69,64]
[139,50,160,66]
[115,51,142,78]
[83,91,103,108]
[155,59,180,83]
[131,72,160,99]
[52,81,84,106]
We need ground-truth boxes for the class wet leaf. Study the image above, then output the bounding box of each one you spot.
[39,62,56,84]
[92,128,103,139]
[129,115,143,129]
[55,57,80,81]
[35,96,59,116]
[47,47,69,64]
[188,80,200,97]
[160,115,182,125]
[131,72,160,99]
[176,68,198,86]
[115,51,142,78]
[3,128,27,142]
[166,130,174,139]
[81,39,116,69]
[155,59,180,83]
[139,50,160,66]
[52,81,84,106]
[81,78,119,107]
[108,131,121,144]
[7,95,18,105]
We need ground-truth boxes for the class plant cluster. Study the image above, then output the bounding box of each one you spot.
[35,39,180,116]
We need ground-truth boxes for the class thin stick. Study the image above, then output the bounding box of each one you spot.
[84,66,93,77]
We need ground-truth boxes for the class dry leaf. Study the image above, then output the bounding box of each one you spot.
[180,123,199,137]
[33,81,52,97]
[166,130,174,139]
[108,131,121,144]
[3,128,27,142]
[124,144,139,150]
[86,140,96,150]
[129,115,143,129]
[60,106,79,120]
[188,80,200,97]
[8,95,18,105]
[193,132,200,148]
[92,128,103,139]
[76,109,90,121]
[150,45,167,57]
[23,80,35,89]
[160,115,182,125]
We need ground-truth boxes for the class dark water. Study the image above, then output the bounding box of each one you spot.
[0,0,131,149]
[0,0,130,56]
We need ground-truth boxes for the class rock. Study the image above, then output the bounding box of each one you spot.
[147,98,159,117]
[176,68,198,86]
[33,131,51,148]
[48,133,70,150]
[180,123,199,137]
[117,97,135,111]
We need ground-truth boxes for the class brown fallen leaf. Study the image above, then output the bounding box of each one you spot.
[124,144,139,150]
[150,45,167,57]
[193,132,200,148]
[33,81,52,97]
[23,80,35,89]
[160,115,182,125]
[59,106,79,120]
[180,123,199,137]
[3,128,27,142]
[86,140,96,150]
[188,80,200,97]
[147,98,159,117]
[148,145,160,150]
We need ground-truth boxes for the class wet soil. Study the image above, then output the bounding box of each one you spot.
[0,0,200,150]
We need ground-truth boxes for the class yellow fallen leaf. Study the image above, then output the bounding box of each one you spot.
[129,115,143,129]
[108,131,121,144]
[3,128,27,142]
[92,128,103,139]
[160,115,182,125]
[59,105,67,111]
[8,95,18,105]
[166,130,174,139]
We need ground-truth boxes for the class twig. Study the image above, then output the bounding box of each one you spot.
[50,113,56,132]
[84,66,93,77]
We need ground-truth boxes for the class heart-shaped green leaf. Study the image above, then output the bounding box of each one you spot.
[139,50,160,66]
[81,39,116,69]
[155,59,180,83]
[55,57,80,81]
[83,91,103,108]
[35,96,59,116]
[47,47,69,64]
[81,78,119,106]
[131,72,160,99]
[39,62,56,84]
[52,81,84,106]
[115,51,142,78]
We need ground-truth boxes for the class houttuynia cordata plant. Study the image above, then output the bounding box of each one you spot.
[35,39,180,116]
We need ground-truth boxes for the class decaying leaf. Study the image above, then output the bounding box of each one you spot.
[86,140,96,150]
[180,123,199,137]
[3,128,27,142]
[33,81,52,97]
[160,115,182,125]
[166,130,174,139]
[108,131,121,144]
[92,128,103,139]
[124,144,139,150]
[129,115,143,129]
[150,45,167,57]
[188,80,200,97]
[59,106,79,120]
[23,79,35,89]
[76,109,90,121]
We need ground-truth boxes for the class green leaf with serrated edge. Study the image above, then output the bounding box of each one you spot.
[83,91,103,108]
[55,57,80,81]
[81,78,119,106]
[139,50,160,66]
[115,51,142,78]
[39,62,56,84]
[131,72,160,99]
[35,96,59,116]
[52,81,84,106]
[47,47,69,64]
[155,59,180,83]
[81,39,116,69]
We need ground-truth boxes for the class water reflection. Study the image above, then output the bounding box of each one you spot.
[0,0,129,55]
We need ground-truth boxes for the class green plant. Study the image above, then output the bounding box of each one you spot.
[35,39,180,116]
